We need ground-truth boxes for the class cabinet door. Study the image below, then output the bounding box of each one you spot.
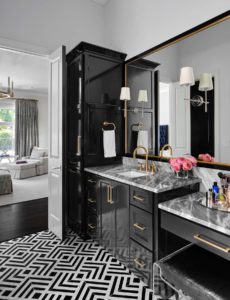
[85,53,123,105]
[115,182,129,266]
[100,179,116,255]
[67,56,83,161]
[67,163,84,235]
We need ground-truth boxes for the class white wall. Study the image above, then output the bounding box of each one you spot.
[104,0,229,59]
[0,0,105,54]
[13,89,48,148]
[148,44,179,82]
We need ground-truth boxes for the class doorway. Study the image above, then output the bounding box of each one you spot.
[0,48,49,241]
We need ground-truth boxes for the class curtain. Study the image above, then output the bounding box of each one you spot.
[15,100,39,158]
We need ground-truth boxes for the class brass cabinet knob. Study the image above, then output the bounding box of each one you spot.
[134,257,146,268]
[133,222,146,231]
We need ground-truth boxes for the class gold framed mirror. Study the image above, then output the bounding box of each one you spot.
[124,11,230,169]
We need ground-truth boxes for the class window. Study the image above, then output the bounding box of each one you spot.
[0,102,15,157]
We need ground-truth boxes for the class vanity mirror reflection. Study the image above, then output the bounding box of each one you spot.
[125,12,230,167]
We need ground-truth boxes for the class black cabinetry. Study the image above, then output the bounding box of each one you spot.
[65,43,126,237]
[100,179,129,264]
[86,175,129,266]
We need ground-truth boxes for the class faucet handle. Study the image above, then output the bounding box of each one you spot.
[138,162,145,171]
[150,162,157,174]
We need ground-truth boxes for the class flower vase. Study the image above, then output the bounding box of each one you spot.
[176,170,189,179]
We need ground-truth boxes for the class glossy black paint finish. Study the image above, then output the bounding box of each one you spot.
[129,239,153,287]
[100,178,130,262]
[85,171,199,288]
[161,211,230,261]
[127,60,159,154]
[190,79,215,158]
[86,174,101,242]
[130,205,153,251]
[0,198,48,242]
[100,179,116,255]
[129,183,199,287]
[86,174,129,265]
[65,43,126,237]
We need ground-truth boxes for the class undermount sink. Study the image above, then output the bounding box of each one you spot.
[118,170,147,178]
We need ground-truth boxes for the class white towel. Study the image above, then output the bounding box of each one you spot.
[137,130,148,154]
[103,130,116,158]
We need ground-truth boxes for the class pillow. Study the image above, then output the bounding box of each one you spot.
[31,146,48,157]
[37,147,48,157]
[30,148,45,159]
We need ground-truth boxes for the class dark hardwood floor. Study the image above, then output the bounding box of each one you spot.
[0,198,48,242]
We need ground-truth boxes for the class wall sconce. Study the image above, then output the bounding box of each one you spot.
[138,90,148,118]
[120,87,131,118]
[180,67,213,113]
[199,73,213,113]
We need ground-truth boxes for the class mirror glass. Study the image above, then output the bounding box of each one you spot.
[126,17,230,164]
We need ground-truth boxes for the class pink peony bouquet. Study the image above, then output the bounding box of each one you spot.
[198,153,214,162]
[169,156,197,173]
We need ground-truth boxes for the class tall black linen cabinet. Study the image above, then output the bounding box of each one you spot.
[65,42,126,238]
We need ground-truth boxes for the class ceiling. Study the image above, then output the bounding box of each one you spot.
[0,48,48,95]
[90,0,111,6]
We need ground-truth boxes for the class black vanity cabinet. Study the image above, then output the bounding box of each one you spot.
[86,175,129,266]
[85,170,200,288]
[99,178,130,265]
[129,187,154,287]
[100,178,116,255]
[65,43,126,237]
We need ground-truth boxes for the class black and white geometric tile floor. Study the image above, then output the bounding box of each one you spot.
[0,229,174,300]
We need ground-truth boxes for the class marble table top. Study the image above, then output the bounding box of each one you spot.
[85,164,201,194]
[159,192,230,236]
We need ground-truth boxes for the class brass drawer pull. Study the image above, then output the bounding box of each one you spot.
[107,185,110,203]
[88,198,96,203]
[109,185,114,204]
[133,223,146,231]
[134,258,146,268]
[76,135,81,155]
[194,234,230,253]
[88,179,96,184]
[88,224,96,230]
[133,195,144,202]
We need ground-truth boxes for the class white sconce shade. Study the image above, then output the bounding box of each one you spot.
[120,87,131,101]
[138,90,148,102]
[199,73,213,91]
[179,67,195,86]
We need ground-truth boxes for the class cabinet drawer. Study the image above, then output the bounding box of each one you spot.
[161,211,230,261]
[130,205,153,251]
[129,239,153,288]
[86,173,98,214]
[130,186,153,213]
[86,174,98,190]
[87,196,97,214]
[87,212,100,242]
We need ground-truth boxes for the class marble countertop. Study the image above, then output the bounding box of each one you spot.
[84,164,201,193]
[159,192,230,236]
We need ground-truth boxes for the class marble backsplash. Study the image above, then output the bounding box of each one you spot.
[122,157,230,193]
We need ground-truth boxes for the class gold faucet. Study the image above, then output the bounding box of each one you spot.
[160,144,173,158]
[133,146,149,173]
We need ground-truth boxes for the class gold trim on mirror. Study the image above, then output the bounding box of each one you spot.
[124,12,230,167]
